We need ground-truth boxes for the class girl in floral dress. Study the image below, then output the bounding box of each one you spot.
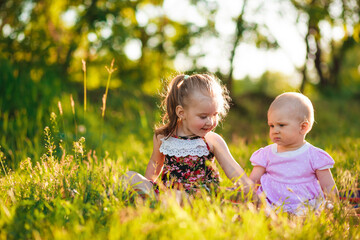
[249,92,338,215]
[123,73,254,199]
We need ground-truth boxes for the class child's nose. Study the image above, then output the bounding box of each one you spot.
[274,127,280,133]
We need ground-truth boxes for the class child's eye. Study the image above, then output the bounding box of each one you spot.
[200,116,207,119]
[269,124,274,128]
[279,124,285,127]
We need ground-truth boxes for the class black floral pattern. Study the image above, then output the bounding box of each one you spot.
[157,136,220,195]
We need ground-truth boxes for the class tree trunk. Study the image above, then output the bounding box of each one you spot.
[300,24,312,93]
[227,0,248,96]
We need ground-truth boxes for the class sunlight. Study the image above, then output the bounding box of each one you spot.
[100,27,112,39]
[163,0,208,26]
[163,0,351,83]
[2,24,12,37]
[136,9,149,27]
[61,8,77,28]
[87,32,97,42]
[19,2,34,23]
[163,0,306,81]
[124,39,142,61]
[136,4,163,27]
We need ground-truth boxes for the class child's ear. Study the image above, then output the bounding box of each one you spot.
[300,121,311,134]
[176,105,185,119]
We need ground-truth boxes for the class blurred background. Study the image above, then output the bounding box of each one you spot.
[1,0,360,171]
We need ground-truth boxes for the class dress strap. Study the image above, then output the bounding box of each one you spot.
[172,134,210,150]
[202,137,211,151]
[173,134,201,140]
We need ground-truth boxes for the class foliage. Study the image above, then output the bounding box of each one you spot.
[1,1,360,164]
[290,0,360,94]
[1,0,360,238]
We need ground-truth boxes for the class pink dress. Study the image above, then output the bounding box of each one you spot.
[250,142,335,214]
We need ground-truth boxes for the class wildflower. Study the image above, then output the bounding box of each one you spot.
[50,112,57,122]
[58,101,63,116]
[70,94,75,115]
[73,137,86,159]
[78,125,86,134]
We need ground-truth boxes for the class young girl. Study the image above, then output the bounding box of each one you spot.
[123,73,254,200]
[250,92,338,215]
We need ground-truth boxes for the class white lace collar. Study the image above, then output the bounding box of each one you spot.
[159,136,210,157]
[271,142,310,157]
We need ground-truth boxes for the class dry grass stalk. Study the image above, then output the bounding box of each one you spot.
[102,59,117,118]
[70,94,77,138]
[82,59,87,113]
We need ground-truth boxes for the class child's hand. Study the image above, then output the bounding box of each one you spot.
[226,186,260,205]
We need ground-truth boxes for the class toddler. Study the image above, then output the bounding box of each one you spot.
[123,74,254,201]
[250,92,338,215]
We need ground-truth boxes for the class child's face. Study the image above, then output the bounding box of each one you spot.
[267,106,306,152]
[179,91,219,137]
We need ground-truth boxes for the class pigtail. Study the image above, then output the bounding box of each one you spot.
[155,74,186,137]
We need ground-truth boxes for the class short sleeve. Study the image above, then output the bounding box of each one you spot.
[310,147,335,171]
[250,147,268,168]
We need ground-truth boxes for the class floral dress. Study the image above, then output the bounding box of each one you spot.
[155,135,220,195]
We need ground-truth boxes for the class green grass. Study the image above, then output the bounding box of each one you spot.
[0,90,359,239]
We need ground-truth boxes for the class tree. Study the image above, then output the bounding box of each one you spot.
[291,0,360,94]
[226,0,279,97]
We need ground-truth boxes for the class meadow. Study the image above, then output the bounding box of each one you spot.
[0,75,359,239]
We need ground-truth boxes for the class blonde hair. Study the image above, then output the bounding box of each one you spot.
[155,73,231,137]
[269,92,314,129]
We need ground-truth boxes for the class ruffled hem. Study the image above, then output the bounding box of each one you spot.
[265,197,325,215]
[259,175,324,212]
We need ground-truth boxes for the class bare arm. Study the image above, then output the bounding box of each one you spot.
[249,166,266,185]
[316,168,339,201]
[206,132,254,190]
[144,134,165,181]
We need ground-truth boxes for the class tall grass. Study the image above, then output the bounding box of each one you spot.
[82,59,87,114]
[102,59,116,118]
[0,125,358,239]
[0,63,359,239]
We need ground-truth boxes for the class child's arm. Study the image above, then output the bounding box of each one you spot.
[316,169,339,201]
[145,134,165,182]
[249,166,266,185]
[206,132,254,189]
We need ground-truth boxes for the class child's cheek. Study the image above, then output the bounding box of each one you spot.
[212,120,218,129]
